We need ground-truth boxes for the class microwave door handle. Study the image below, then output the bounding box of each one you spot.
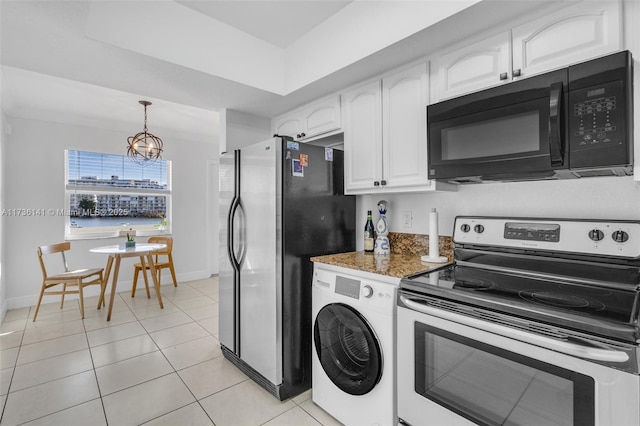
[548,82,564,167]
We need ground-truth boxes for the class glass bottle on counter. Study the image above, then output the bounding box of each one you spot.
[364,210,375,252]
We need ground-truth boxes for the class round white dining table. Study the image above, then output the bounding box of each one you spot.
[90,243,166,321]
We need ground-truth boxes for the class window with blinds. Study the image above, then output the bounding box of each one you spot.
[65,149,171,240]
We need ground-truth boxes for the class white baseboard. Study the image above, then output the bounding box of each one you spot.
[175,270,211,283]
[4,270,213,311]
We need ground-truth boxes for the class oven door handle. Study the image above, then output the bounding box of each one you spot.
[399,295,630,363]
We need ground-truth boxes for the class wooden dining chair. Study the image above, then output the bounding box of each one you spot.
[35,242,105,321]
[131,236,178,298]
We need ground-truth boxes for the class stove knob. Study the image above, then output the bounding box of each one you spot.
[588,229,604,242]
[474,224,485,234]
[612,230,629,243]
[460,224,471,233]
[362,285,374,298]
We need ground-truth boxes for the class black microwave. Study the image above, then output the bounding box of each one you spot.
[427,51,633,184]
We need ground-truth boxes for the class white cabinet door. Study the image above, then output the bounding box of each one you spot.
[432,32,511,101]
[272,113,302,139]
[272,95,342,141]
[300,95,341,139]
[432,1,621,101]
[343,81,383,194]
[382,63,431,190]
[512,0,621,78]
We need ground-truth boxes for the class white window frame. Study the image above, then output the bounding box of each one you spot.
[64,149,172,240]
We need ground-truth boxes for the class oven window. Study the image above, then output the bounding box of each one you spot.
[414,323,594,426]
[441,111,540,160]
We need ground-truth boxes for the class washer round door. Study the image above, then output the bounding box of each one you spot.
[314,303,383,396]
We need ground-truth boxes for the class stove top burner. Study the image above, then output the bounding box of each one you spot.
[455,278,494,290]
[401,261,638,342]
[558,283,613,297]
[518,290,606,311]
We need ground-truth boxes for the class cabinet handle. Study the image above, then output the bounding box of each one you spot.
[380,180,387,186]
[499,72,508,81]
[374,181,380,186]
[512,69,522,77]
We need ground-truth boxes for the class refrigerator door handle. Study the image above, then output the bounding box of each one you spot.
[227,194,242,356]
[227,149,243,272]
[227,195,241,271]
[229,149,243,356]
[236,202,246,265]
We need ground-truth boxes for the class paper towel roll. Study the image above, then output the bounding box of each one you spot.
[429,208,439,258]
[421,208,449,263]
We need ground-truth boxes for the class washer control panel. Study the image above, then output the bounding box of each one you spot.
[313,267,397,313]
[454,216,640,258]
[334,275,361,299]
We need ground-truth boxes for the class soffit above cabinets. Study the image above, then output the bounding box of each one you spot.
[84,0,480,96]
[1,0,568,120]
[1,66,220,142]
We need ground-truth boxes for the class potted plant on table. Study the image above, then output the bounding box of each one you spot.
[125,232,136,248]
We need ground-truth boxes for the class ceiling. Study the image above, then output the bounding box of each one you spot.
[176,1,353,48]
[0,1,560,142]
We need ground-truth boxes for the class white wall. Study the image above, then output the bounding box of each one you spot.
[0,0,4,322]
[0,110,5,321]
[219,109,270,154]
[3,116,218,309]
[355,176,640,249]
[207,159,219,276]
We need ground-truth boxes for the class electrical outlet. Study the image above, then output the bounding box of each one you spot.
[402,210,412,228]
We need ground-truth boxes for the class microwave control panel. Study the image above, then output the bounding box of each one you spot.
[569,80,625,150]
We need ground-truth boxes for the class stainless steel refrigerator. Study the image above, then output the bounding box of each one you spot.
[219,136,355,400]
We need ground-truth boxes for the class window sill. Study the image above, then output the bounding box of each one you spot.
[65,228,172,241]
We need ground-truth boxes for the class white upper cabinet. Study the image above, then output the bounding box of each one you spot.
[512,0,621,79]
[301,96,341,139]
[432,0,621,102]
[272,113,302,139]
[272,95,341,141]
[343,80,384,193]
[343,63,453,194]
[432,32,511,101]
[382,63,430,190]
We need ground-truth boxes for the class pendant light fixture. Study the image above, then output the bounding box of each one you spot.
[127,100,163,166]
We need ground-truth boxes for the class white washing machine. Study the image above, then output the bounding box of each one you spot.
[312,264,398,426]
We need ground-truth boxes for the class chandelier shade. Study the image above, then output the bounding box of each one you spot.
[127,100,163,166]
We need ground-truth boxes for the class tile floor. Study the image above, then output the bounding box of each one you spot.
[0,277,343,426]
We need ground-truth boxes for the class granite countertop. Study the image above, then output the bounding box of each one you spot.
[311,251,452,279]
